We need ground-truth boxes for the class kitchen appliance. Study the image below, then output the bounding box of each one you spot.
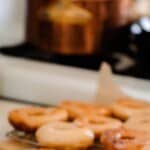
[1,0,150,79]
[26,0,132,55]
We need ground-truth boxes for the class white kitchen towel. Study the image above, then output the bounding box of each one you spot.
[0,0,26,47]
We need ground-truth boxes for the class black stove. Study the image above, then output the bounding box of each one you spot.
[0,17,150,79]
[0,41,149,80]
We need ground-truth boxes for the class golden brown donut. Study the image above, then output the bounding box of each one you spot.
[74,115,122,137]
[38,148,85,150]
[142,145,150,150]
[125,109,150,134]
[8,107,68,132]
[36,122,94,149]
[59,100,111,119]
[101,128,150,150]
[38,147,88,150]
[111,98,150,120]
[38,148,60,150]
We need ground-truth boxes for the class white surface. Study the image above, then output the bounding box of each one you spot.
[0,0,26,47]
[0,55,149,105]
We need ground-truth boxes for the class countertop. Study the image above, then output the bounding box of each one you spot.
[0,54,150,105]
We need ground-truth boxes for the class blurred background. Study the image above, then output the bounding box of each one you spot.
[0,0,150,79]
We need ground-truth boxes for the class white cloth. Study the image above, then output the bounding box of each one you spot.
[0,0,26,47]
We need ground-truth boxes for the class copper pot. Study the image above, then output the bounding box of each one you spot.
[107,0,132,28]
[26,0,131,55]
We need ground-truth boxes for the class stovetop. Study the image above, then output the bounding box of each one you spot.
[0,42,150,79]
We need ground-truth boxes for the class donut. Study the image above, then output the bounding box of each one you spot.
[111,98,150,120]
[100,128,150,150]
[143,145,150,150]
[36,148,56,150]
[59,100,111,119]
[74,115,122,137]
[36,122,94,149]
[38,149,56,150]
[8,107,68,132]
[125,109,150,134]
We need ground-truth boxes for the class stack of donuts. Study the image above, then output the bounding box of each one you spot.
[8,98,150,150]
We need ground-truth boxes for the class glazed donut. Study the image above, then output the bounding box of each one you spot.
[59,100,111,119]
[142,145,150,150]
[100,128,150,150]
[74,115,122,137]
[125,109,150,134]
[38,149,56,150]
[36,122,94,149]
[111,98,150,120]
[8,107,68,132]
[36,148,56,150]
